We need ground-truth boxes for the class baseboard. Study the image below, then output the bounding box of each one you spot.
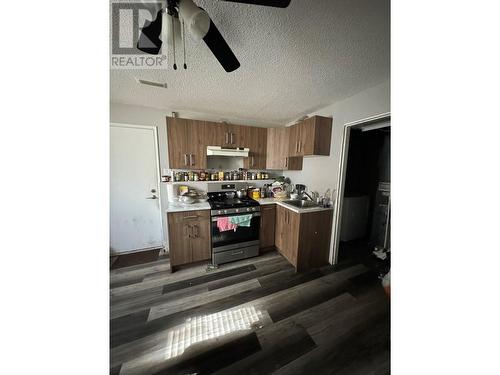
[110,245,164,257]
[260,246,276,253]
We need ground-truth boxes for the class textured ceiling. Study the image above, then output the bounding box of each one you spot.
[110,0,390,126]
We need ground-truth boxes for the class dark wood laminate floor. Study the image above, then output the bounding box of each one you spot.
[111,249,162,270]
[110,251,390,375]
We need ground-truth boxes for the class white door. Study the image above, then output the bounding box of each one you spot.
[110,124,163,254]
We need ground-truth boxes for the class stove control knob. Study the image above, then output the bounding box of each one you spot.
[246,208,250,212]
[223,210,227,214]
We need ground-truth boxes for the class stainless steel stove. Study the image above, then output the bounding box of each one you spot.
[207,182,260,265]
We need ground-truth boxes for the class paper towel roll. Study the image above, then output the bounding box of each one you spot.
[166,184,177,202]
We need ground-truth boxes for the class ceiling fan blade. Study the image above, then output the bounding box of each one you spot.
[137,10,163,54]
[202,19,240,72]
[220,0,291,8]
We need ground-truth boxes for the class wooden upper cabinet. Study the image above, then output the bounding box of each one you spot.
[243,126,267,169]
[288,123,301,157]
[167,116,328,170]
[266,127,303,170]
[167,117,207,169]
[227,124,243,147]
[289,115,332,157]
[206,121,243,147]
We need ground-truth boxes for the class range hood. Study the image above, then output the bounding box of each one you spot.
[207,146,249,157]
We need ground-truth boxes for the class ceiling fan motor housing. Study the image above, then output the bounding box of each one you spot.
[178,0,211,40]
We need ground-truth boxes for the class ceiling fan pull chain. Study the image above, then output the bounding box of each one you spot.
[171,14,177,70]
[181,18,187,69]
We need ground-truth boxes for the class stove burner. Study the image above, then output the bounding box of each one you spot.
[207,191,260,214]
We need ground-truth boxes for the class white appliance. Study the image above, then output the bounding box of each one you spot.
[206,146,249,157]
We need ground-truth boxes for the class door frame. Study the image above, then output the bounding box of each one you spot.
[330,112,390,264]
[110,122,164,253]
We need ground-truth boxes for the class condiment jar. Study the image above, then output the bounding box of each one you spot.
[251,189,260,200]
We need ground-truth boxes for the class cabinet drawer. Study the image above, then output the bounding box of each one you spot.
[169,210,210,223]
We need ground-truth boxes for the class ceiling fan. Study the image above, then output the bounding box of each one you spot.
[137,0,291,73]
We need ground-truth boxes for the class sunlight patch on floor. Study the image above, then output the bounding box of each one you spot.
[165,306,263,359]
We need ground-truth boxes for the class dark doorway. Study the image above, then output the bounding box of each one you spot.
[338,124,390,275]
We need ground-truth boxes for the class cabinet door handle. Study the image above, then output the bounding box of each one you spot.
[299,141,302,153]
[296,140,299,153]
[190,154,195,166]
[225,132,229,144]
[230,132,234,144]
[194,225,199,238]
[183,215,198,220]
[285,157,288,168]
[184,154,188,166]
[251,156,255,167]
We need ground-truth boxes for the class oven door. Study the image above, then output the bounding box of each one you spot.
[211,212,260,250]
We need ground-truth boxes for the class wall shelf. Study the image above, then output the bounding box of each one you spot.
[165,179,276,185]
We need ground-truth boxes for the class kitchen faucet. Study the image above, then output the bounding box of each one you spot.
[302,191,314,201]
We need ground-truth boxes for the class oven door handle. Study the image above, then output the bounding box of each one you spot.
[211,212,261,222]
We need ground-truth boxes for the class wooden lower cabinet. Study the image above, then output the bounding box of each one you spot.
[167,210,211,272]
[259,204,276,251]
[275,206,333,272]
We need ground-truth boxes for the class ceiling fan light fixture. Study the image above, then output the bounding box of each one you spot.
[178,0,210,41]
[162,12,182,47]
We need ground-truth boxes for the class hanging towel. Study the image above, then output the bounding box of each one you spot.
[216,217,238,232]
[229,214,253,227]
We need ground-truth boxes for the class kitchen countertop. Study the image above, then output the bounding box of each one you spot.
[165,198,333,214]
[165,201,211,213]
[255,197,334,214]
